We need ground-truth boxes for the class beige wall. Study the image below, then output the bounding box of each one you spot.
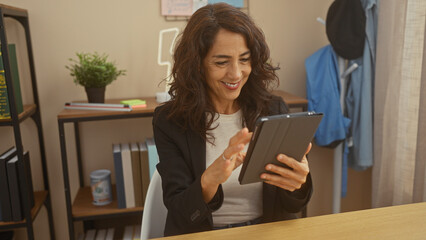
[0,1,371,239]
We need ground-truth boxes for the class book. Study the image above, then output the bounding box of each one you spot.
[129,104,147,109]
[18,151,34,212]
[0,44,24,119]
[64,102,132,112]
[113,144,126,208]
[0,147,16,222]
[25,153,35,207]
[130,143,143,207]
[122,225,134,240]
[105,228,115,240]
[84,229,96,240]
[95,229,106,240]
[138,142,150,204]
[121,143,135,208]
[6,155,22,221]
[145,138,159,179]
[6,151,33,222]
[77,232,85,240]
[120,99,147,109]
[133,225,141,240]
[120,99,146,105]
[8,44,23,115]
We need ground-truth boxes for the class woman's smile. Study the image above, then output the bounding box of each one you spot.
[221,80,241,90]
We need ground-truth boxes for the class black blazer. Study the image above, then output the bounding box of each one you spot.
[153,96,313,237]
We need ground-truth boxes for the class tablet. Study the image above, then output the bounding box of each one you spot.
[238,111,323,185]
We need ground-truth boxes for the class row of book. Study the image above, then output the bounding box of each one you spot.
[112,138,158,209]
[0,147,34,222]
[77,225,141,240]
[0,44,24,119]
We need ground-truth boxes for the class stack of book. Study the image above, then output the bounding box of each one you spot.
[0,147,34,222]
[64,99,147,112]
[112,138,158,209]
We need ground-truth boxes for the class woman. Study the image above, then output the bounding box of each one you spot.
[153,3,312,236]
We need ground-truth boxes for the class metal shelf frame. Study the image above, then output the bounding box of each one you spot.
[0,4,55,240]
[58,106,157,240]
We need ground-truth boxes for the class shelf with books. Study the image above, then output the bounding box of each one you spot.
[0,3,55,240]
[0,104,36,125]
[57,96,160,240]
[0,191,48,228]
[72,186,143,221]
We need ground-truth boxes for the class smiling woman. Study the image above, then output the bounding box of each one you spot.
[167,2,280,136]
[203,29,252,114]
[152,2,313,237]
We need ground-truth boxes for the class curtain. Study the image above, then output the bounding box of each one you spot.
[372,0,426,207]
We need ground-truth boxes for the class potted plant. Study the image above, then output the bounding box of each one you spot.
[66,52,126,103]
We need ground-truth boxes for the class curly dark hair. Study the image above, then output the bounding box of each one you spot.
[165,3,279,140]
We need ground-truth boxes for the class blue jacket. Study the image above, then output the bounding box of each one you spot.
[305,45,351,196]
[305,45,350,147]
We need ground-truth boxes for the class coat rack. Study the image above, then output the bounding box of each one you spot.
[317,17,358,214]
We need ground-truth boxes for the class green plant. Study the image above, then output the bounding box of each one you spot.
[66,52,126,88]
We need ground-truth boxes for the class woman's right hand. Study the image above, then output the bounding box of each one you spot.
[200,127,252,203]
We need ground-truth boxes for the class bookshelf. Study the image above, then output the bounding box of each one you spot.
[0,4,55,240]
[57,91,307,239]
[57,96,159,240]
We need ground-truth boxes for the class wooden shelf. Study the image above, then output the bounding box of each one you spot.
[57,91,307,122]
[0,4,28,17]
[72,186,143,221]
[0,191,47,227]
[0,104,37,125]
[57,97,160,121]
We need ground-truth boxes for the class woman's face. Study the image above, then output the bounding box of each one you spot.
[203,29,252,113]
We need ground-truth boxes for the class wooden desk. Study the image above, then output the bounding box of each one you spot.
[156,202,426,240]
[273,90,308,111]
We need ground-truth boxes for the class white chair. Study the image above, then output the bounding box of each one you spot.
[140,170,168,240]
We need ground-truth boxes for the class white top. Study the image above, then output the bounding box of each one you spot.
[206,110,263,227]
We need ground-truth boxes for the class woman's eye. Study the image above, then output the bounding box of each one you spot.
[215,61,227,66]
[240,58,250,63]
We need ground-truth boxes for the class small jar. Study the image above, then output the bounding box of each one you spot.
[90,169,112,206]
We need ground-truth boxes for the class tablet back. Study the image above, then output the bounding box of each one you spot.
[239,112,323,185]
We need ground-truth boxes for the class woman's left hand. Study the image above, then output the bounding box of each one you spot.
[260,143,312,191]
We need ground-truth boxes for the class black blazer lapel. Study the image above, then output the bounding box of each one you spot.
[186,130,206,178]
